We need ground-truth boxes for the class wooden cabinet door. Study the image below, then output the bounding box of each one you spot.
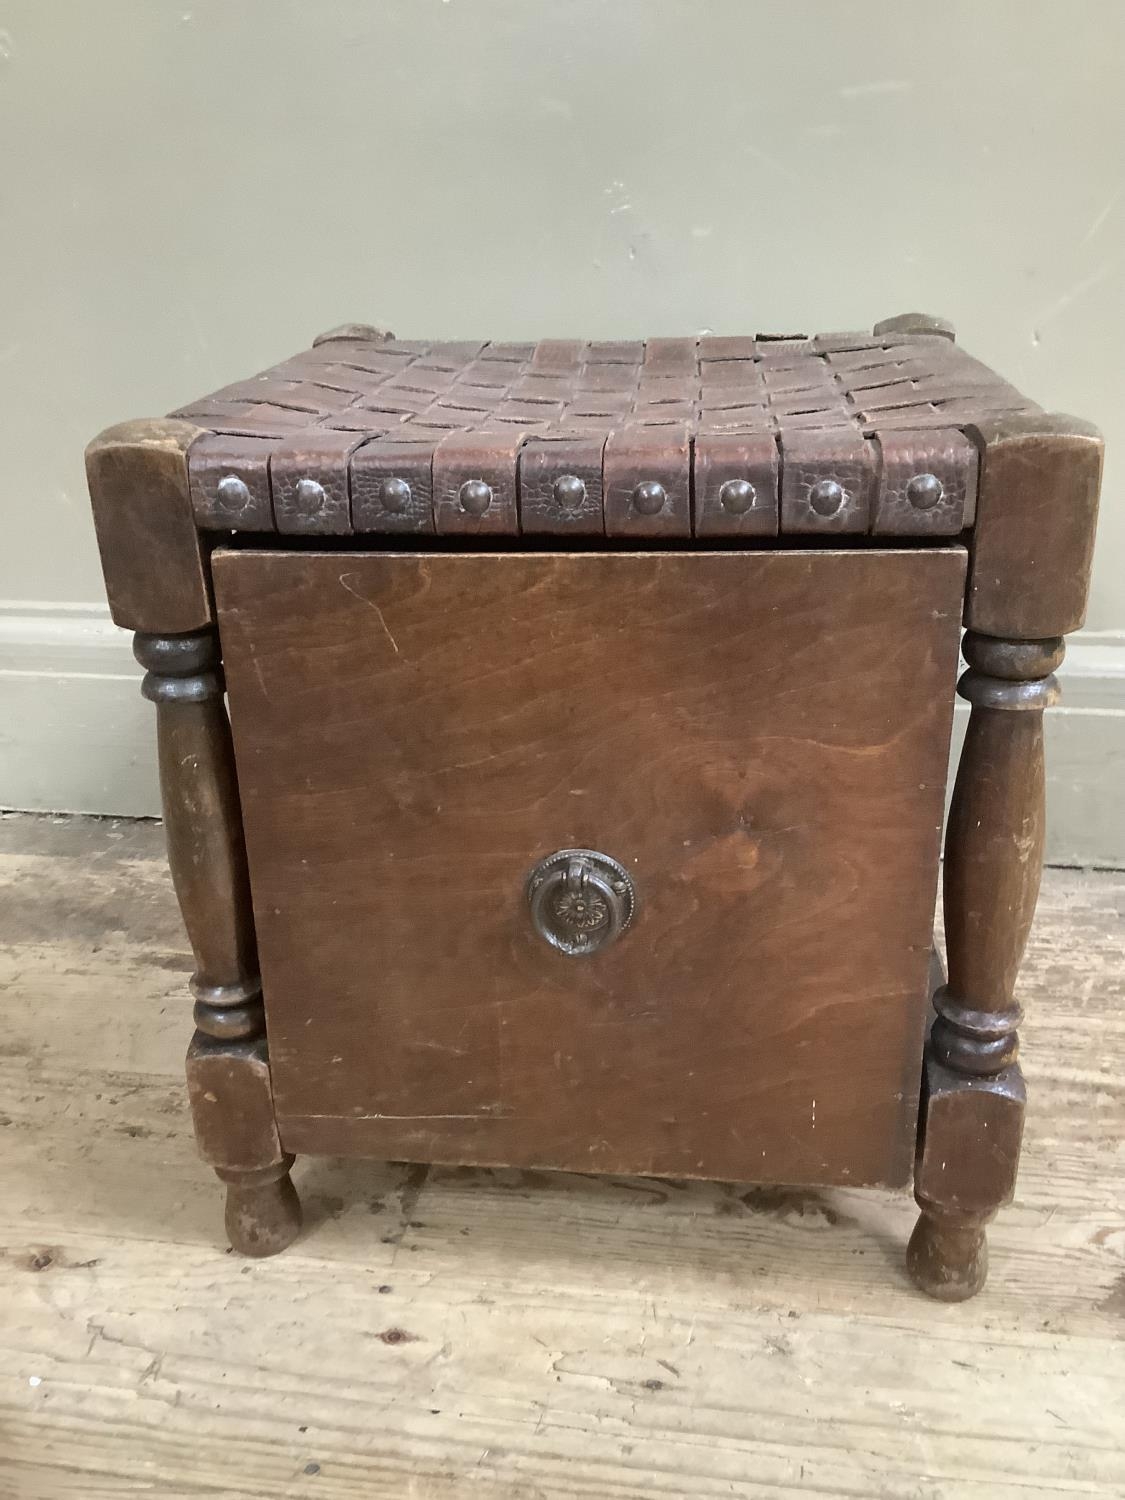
[214,547,965,1188]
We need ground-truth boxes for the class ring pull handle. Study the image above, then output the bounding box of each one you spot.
[526,848,636,957]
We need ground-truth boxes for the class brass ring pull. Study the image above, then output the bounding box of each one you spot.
[526,848,636,957]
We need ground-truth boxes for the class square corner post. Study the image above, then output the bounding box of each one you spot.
[909,410,1103,1300]
[85,420,301,1256]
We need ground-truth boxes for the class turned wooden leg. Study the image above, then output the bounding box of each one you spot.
[908,1203,989,1301]
[219,1161,302,1258]
[909,632,1059,1299]
[135,627,301,1256]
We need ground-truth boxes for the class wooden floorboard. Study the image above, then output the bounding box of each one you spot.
[1,812,1122,1498]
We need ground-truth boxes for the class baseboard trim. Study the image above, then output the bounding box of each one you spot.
[0,604,160,818]
[3,605,1123,865]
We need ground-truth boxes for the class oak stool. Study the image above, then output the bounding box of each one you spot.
[86,315,1103,1299]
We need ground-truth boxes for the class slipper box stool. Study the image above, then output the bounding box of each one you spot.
[86,313,1102,1300]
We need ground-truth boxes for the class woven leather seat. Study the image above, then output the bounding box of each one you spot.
[171,319,1036,540]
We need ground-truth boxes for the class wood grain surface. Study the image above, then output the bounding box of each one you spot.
[1,814,1123,1499]
[965,414,1103,639]
[85,419,211,634]
[213,548,965,1188]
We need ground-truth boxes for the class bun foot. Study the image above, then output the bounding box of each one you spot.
[219,1159,302,1257]
[907,1205,989,1301]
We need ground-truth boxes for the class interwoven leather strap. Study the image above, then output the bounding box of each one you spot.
[173,330,1038,537]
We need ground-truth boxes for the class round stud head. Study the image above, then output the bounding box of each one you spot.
[295,477,327,516]
[718,478,756,515]
[906,472,944,511]
[553,474,587,511]
[216,474,252,515]
[809,478,845,517]
[632,480,667,516]
[458,479,493,516]
[380,477,411,514]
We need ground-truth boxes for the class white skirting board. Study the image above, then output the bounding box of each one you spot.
[2,604,1123,868]
[0,605,161,819]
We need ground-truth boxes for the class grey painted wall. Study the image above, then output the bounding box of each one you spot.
[1,0,1122,625]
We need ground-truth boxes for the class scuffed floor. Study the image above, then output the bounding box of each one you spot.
[1,812,1123,1498]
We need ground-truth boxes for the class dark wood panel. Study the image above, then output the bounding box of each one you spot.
[214,548,966,1188]
[965,414,1102,638]
[85,419,210,634]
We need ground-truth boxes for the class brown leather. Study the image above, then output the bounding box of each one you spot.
[172,330,1038,537]
[780,430,878,534]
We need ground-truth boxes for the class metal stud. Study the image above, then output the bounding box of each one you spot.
[553,474,587,511]
[632,480,666,516]
[295,477,327,516]
[215,474,252,515]
[380,477,411,514]
[718,478,756,515]
[906,472,944,511]
[458,479,493,516]
[809,478,845,517]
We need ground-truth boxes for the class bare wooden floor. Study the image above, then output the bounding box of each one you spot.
[1,813,1122,1499]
